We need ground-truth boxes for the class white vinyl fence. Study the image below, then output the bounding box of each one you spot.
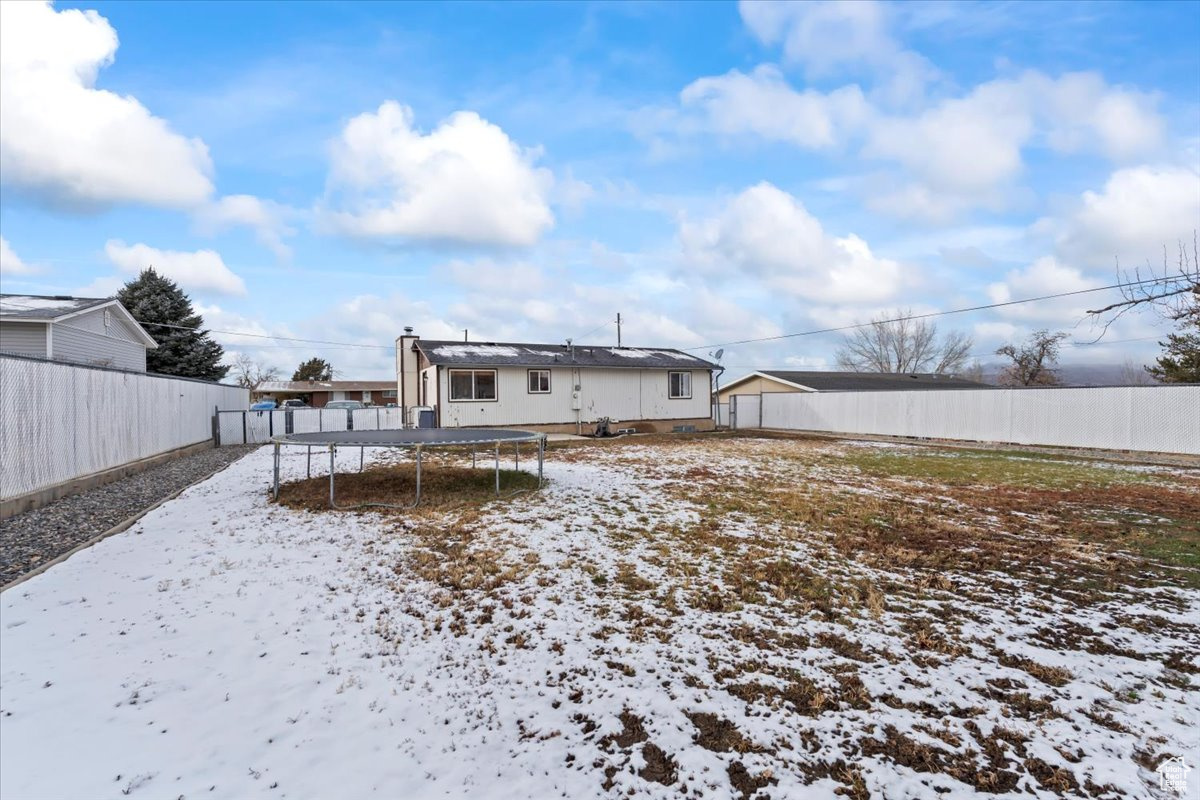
[0,355,249,502]
[731,385,1200,455]
[216,407,407,445]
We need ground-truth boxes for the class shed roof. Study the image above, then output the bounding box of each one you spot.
[727,370,991,392]
[415,340,714,370]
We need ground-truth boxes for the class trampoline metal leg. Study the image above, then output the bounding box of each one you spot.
[272,443,280,499]
[495,443,500,495]
[415,447,422,506]
[515,443,519,471]
[360,446,364,473]
[472,447,476,469]
[329,445,336,508]
[307,446,312,479]
[537,435,544,488]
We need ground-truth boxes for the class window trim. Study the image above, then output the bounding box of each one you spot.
[448,368,499,402]
[668,370,692,400]
[527,368,551,394]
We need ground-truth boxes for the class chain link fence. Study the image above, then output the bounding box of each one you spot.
[1,354,248,502]
[216,407,407,445]
[741,385,1200,455]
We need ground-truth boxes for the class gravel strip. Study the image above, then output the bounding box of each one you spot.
[1,445,260,587]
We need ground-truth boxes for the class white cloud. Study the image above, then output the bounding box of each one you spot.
[0,237,37,275]
[985,256,1103,322]
[105,240,246,296]
[195,195,297,260]
[863,71,1165,220]
[737,0,937,106]
[679,65,869,149]
[679,182,903,304]
[1043,165,1200,269]
[0,1,213,209]
[322,101,554,247]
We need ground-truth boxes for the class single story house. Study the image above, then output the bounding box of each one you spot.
[252,380,398,407]
[396,331,716,432]
[717,370,989,403]
[0,294,158,372]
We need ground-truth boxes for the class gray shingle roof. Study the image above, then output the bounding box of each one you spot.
[761,370,990,392]
[0,294,111,320]
[416,340,714,370]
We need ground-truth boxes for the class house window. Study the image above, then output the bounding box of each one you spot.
[668,371,692,399]
[382,389,397,399]
[362,390,372,402]
[103,309,112,331]
[449,369,498,401]
[527,369,551,394]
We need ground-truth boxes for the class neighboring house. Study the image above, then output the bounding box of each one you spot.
[252,380,398,407]
[717,370,990,403]
[396,331,716,432]
[0,294,158,372]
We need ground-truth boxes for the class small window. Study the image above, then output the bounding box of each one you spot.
[528,369,551,394]
[449,369,498,401]
[103,309,112,330]
[382,389,397,398]
[668,371,692,399]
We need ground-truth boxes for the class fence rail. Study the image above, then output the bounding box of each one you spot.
[216,408,408,445]
[731,385,1200,455]
[1,355,249,502]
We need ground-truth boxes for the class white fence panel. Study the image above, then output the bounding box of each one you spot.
[759,386,1199,455]
[245,410,273,444]
[290,409,322,434]
[320,409,349,432]
[1,355,249,502]
[351,408,380,431]
[378,408,405,430]
[730,395,761,430]
[713,403,729,427]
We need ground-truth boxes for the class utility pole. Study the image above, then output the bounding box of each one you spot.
[463,329,468,342]
[616,313,622,348]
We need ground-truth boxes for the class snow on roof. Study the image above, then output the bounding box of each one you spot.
[608,348,700,361]
[417,339,713,370]
[0,294,110,318]
[431,344,522,359]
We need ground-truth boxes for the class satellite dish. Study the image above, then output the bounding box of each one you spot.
[713,349,725,361]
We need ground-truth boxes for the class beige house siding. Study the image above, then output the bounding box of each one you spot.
[717,375,807,403]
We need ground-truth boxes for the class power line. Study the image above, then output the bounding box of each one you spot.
[682,275,1180,351]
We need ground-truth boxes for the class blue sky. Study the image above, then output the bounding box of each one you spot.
[1,0,1198,379]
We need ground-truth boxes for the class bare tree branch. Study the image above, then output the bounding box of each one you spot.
[835,309,975,374]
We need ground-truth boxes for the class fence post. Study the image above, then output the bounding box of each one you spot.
[242,411,247,445]
[213,405,220,446]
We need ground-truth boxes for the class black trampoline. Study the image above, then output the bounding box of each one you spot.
[270,428,546,509]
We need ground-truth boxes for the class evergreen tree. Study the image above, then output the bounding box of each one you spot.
[117,268,229,380]
[1147,305,1200,383]
[292,357,334,381]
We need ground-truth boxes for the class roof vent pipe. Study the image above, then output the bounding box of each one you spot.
[403,326,413,335]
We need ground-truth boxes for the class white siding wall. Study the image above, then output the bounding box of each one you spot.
[753,386,1200,455]
[437,367,711,427]
[0,355,248,501]
[52,322,147,371]
[0,321,48,358]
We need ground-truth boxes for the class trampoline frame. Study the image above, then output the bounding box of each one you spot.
[270,428,547,510]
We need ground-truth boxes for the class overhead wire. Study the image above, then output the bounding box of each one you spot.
[682,275,1183,351]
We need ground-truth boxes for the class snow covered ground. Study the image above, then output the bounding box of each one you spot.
[1,437,1197,799]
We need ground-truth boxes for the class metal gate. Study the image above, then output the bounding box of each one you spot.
[729,395,761,430]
